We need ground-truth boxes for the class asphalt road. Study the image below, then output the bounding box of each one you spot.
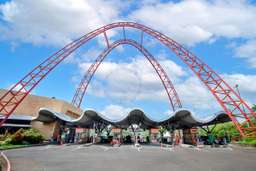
[4,144,256,171]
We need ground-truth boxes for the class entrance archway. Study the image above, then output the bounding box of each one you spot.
[0,22,255,137]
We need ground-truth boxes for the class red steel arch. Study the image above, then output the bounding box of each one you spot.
[0,22,255,137]
[71,39,182,111]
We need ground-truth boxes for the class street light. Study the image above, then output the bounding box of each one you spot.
[235,84,246,114]
[235,84,241,98]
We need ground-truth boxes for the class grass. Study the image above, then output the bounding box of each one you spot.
[237,137,256,147]
[0,144,32,150]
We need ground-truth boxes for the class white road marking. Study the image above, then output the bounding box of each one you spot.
[130,144,142,152]
[192,147,202,151]
[71,145,84,151]
[137,146,142,152]
[37,145,63,151]
[103,147,109,151]
[161,146,174,152]
[226,147,233,151]
[98,146,109,151]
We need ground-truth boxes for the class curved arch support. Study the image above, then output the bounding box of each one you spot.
[0,22,255,137]
[71,39,182,111]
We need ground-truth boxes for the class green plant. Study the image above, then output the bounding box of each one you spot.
[199,122,240,139]
[23,129,44,144]
[9,129,24,145]
[238,137,256,146]
[0,128,44,146]
[158,126,167,142]
[0,137,12,146]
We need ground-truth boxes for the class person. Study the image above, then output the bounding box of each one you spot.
[90,136,93,143]
[61,132,66,145]
[208,133,214,146]
[175,134,180,146]
[137,135,140,143]
[57,134,61,145]
[146,136,150,143]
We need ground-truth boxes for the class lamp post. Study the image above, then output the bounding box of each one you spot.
[235,84,245,111]
[235,84,241,98]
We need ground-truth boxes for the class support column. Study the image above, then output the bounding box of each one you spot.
[120,129,123,144]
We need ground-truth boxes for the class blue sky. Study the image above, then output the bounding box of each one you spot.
[1,0,256,120]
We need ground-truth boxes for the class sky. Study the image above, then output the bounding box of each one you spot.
[0,0,256,120]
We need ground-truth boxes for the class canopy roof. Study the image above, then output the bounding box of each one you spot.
[34,108,231,129]
[0,114,33,127]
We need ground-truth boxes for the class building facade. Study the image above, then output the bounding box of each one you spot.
[0,89,82,139]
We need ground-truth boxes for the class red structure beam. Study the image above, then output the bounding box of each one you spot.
[0,22,255,137]
[103,31,110,48]
[71,39,182,111]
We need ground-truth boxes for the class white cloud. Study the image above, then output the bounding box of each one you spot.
[78,56,221,113]
[176,76,220,111]
[79,57,186,104]
[65,47,103,64]
[0,0,123,46]
[2,0,256,47]
[79,56,256,115]
[2,0,256,67]
[234,40,256,67]
[7,83,25,92]
[222,74,256,105]
[100,104,131,120]
[129,0,256,46]
[1,0,256,116]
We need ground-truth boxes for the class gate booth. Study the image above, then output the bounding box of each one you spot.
[35,108,232,145]
[111,128,122,143]
[150,128,159,143]
[75,128,91,143]
[183,128,198,145]
[59,125,76,144]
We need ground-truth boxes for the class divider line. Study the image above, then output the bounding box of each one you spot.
[1,151,11,171]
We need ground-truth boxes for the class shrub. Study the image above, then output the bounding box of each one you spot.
[0,137,12,146]
[9,129,24,145]
[239,137,256,146]
[23,128,44,144]
[0,128,44,146]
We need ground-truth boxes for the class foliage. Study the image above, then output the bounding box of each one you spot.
[23,128,44,144]
[10,129,25,144]
[199,122,240,138]
[251,105,256,125]
[0,129,24,145]
[213,122,240,138]
[198,103,256,146]
[158,126,167,142]
[198,102,256,139]
[252,104,256,112]
[238,137,256,146]
[158,126,167,136]
[0,128,44,146]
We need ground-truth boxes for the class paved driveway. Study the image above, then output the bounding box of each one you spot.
[4,144,256,171]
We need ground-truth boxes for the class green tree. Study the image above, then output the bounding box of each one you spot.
[158,126,167,143]
[251,105,256,124]
[252,104,256,112]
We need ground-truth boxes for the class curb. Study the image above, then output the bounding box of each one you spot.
[0,151,11,171]
[0,142,49,151]
[229,143,256,149]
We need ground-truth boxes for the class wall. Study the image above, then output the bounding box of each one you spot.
[0,89,83,139]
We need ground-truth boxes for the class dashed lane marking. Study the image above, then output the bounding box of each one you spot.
[71,145,85,151]
[37,145,65,151]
